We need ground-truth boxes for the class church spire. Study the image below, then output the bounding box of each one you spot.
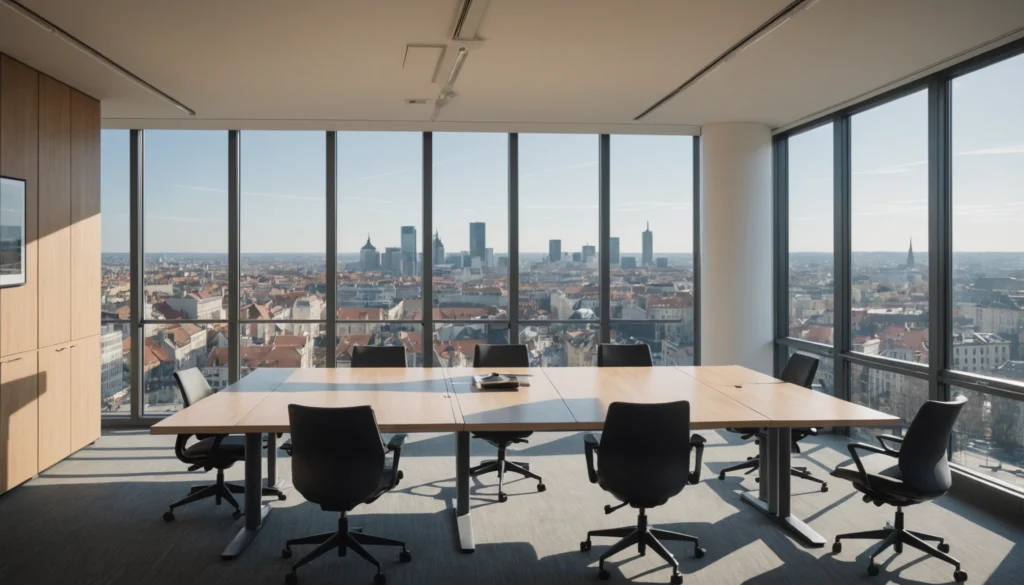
[906,238,915,269]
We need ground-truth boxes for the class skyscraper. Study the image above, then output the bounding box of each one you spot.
[469,222,486,261]
[484,248,494,268]
[609,237,620,265]
[906,238,915,269]
[642,221,653,267]
[401,226,417,276]
[432,230,445,266]
[360,235,379,271]
[582,244,596,264]
[549,239,561,263]
[383,247,403,274]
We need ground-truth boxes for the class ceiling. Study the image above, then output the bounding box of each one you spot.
[1,0,1023,133]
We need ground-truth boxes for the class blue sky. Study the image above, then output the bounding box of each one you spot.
[101,53,1023,255]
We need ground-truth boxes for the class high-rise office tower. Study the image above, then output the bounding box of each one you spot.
[470,222,486,261]
[609,237,620,265]
[360,235,380,271]
[432,230,445,267]
[582,245,596,264]
[642,221,654,267]
[484,248,494,268]
[549,239,561,263]
[656,257,669,268]
[384,247,403,274]
[401,226,417,276]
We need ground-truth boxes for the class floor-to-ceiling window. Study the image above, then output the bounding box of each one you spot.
[100,130,131,416]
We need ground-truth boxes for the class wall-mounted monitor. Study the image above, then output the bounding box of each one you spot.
[0,176,26,288]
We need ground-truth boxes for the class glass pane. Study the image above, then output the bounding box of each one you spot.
[432,133,508,319]
[851,91,929,364]
[785,347,835,396]
[849,363,929,441]
[143,131,228,301]
[337,132,421,320]
[240,131,326,320]
[101,130,130,321]
[611,323,692,366]
[518,322,600,367]
[951,387,1024,489]
[239,323,326,376]
[951,53,1024,383]
[143,322,228,414]
[518,134,599,320]
[433,322,511,367]
[787,124,834,344]
[100,323,130,415]
[335,323,424,367]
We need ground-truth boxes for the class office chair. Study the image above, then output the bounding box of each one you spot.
[469,344,545,502]
[830,396,968,582]
[351,344,407,368]
[597,343,654,367]
[282,405,410,585]
[580,401,707,584]
[718,353,829,492]
[163,368,284,522]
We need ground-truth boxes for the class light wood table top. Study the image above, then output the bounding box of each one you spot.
[446,368,576,431]
[675,365,782,386]
[699,381,901,428]
[150,390,279,435]
[542,367,770,431]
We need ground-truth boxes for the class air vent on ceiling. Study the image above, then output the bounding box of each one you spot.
[406,99,429,105]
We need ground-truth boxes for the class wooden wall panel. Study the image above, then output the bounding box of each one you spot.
[70,335,100,451]
[70,90,100,341]
[0,56,39,356]
[0,349,38,492]
[38,76,72,347]
[37,343,71,471]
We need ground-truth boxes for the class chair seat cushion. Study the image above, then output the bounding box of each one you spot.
[472,431,533,446]
[185,435,246,462]
[832,453,929,503]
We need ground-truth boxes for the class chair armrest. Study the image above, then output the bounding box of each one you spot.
[386,434,408,487]
[876,434,903,455]
[688,434,707,485]
[583,433,600,484]
[846,442,895,488]
[386,434,408,452]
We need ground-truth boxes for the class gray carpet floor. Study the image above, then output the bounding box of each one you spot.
[0,429,1021,585]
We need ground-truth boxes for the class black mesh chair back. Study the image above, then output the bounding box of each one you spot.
[351,345,406,368]
[599,401,691,507]
[174,368,214,407]
[780,353,819,388]
[288,404,386,511]
[898,396,966,496]
[474,344,529,368]
[597,343,653,367]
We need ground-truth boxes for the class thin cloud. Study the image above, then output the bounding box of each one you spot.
[348,156,466,183]
[956,144,1024,156]
[853,160,927,175]
[172,184,226,193]
[521,160,598,179]
[521,203,598,210]
[146,214,224,224]
[243,190,322,202]
[340,195,394,206]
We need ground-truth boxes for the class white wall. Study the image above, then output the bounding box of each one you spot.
[700,123,774,372]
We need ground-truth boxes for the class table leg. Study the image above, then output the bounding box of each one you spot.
[222,432,272,560]
[267,432,277,487]
[453,430,475,553]
[740,427,826,548]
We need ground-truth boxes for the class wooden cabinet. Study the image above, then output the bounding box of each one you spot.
[0,350,38,493]
[38,344,72,471]
[70,336,100,452]
[38,76,73,348]
[70,90,101,342]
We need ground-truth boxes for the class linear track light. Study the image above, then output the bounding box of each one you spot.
[1,0,195,116]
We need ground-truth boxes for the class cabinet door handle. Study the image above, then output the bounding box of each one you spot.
[4,357,22,363]
[69,344,77,348]
[55,347,67,352]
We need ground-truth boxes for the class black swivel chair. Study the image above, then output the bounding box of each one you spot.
[597,343,654,367]
[830,396,968,583]
[351,345,407,368]
[163,368,283,522]
[718,353,829,491]
[282,405,410,585]
[580,401,707,584]
[469,344,545,502]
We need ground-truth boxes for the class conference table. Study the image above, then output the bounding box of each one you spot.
[150,365,899,560]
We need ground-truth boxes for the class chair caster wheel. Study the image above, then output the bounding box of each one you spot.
[598,569,610,580]
[537,483,546,492]
[821,484,829,493]
[954,570,967,582]
[278,493,287,501]
[671,574,683,585]
[282,547,292,559]
[694,546,706,558]
[754,477,760,483]
[498,493,508,503]
[938,543,950,553]
[284,573,297,585]
[374,573,387,585]
[163,511,175,522]
[718,472,725,481]
[232,510,244,520]
[832,542,842,554]
[867,564,880,577]
[399,550,412,563]
[580,540,592,552]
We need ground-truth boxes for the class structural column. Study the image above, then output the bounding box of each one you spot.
[700,123,773,372]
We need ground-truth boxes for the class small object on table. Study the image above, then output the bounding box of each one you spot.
[473,373,526,390]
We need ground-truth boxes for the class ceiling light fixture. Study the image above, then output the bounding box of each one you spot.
[446,48,469,86]
[1,0,196,116]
